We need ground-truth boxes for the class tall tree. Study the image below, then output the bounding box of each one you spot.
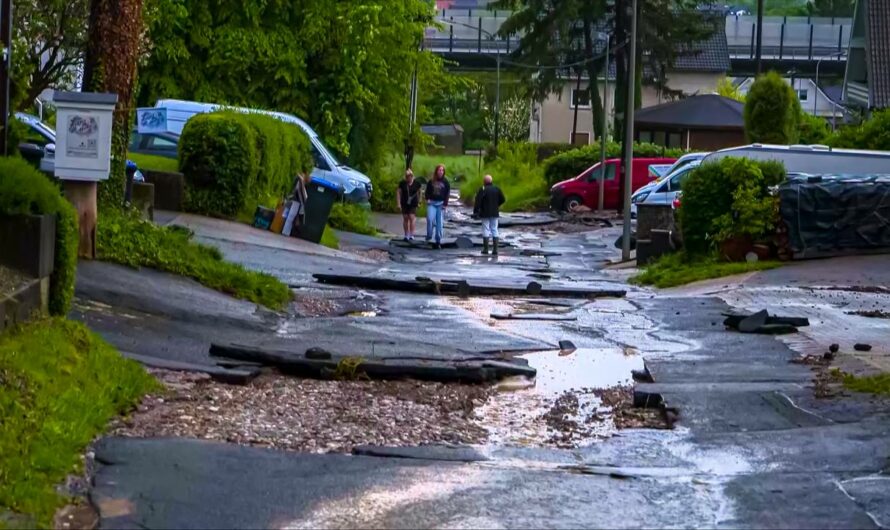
[11,0,90,109]
[807,0,855,17]
[493,0,608,139]
[138,0,442,176]
[494,0,714,140]
[82,0,144,206]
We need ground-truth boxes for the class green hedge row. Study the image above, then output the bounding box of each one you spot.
[679,157,786,254]
[543,142,686,185]
[179,112,313,217]
[0,157,78,316]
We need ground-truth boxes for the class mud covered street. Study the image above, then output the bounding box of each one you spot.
[73,208,890,529]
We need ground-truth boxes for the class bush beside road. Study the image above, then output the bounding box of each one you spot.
[97,210,292,310]
[0,319,157,527]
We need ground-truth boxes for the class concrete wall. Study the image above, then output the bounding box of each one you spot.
[531,72,724,145]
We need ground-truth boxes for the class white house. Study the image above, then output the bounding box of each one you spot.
[734,77,847,121]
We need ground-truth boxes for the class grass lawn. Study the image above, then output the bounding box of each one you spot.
[127,152,179,173]
[840,370,890,395]
[96,209,292,310]
[321,226,340,249]
[630,252,783,288]
[0,319,157,527]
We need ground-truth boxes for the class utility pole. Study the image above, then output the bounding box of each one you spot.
[0,0,12,157]
[571,68,582,144]
[406,41,421,171]
[621,0,638,261]
[599,33,610,212]
[494,53,501,149]
[755,0,764,75]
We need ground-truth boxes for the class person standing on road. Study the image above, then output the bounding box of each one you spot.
[396,169,422,241]
[473,174,506,255]
[424,164,451,249]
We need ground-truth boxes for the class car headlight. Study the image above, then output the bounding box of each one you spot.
[632,191,650,204]
[348,178,359,188]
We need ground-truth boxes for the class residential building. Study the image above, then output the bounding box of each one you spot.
[735,77,848,120]
[843,0,890,110]
[634,94,745,150]
[529,18,731,145]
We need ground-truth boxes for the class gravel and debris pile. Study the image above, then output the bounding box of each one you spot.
[113,370,491,453]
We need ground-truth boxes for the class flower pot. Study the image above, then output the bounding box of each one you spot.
[719,235,754,262]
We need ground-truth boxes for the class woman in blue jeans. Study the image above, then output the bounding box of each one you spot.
[424,164,451,249]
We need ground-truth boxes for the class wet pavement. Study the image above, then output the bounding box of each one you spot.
[79,208,890,528]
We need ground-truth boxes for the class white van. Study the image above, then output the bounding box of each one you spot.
[702,144,890,174]
[152,99,373,203]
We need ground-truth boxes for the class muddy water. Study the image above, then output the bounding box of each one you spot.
[446,296,660,447]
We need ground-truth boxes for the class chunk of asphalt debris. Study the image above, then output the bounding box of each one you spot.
[455,236,474,249]
[631,367,654,383]
[633,391,664,409]
[558,340,576,352]
[723,311,808,334]
[305,347,332,360]
[526,281,543,295]
[854,343,873,352]
[829,343,840,354]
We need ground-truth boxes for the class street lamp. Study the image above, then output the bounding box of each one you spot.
[598,31,611,213]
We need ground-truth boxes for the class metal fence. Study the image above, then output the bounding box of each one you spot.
[427,13,853,61]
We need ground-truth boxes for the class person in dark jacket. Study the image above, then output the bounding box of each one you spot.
[424,164,451,248]
[473,174,506,255]
[396,169,422,241]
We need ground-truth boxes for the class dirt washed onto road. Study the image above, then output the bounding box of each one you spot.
[113,370,491,453]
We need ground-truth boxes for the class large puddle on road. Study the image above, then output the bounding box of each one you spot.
[442,295,696,448]
[475,346,646,448]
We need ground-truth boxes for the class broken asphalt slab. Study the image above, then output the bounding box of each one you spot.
[210,342,537,383]
[312,273,626,299]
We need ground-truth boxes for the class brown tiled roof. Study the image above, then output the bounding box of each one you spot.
[868,0,890,108]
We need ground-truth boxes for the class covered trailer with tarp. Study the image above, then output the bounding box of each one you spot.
[779,174,890,259]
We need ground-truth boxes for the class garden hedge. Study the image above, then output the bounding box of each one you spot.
[0,157,78,316]
[179,112,313,217]
[543,141,686,185]
[679,157,786,254]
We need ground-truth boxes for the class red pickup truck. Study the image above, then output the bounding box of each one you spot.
[549,157,677,211]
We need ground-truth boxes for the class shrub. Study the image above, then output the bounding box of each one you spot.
[543,142,686,186]
[679,157,786,254]
[460,142,548,212]
[0,318,157,526]
[0,157,78,316]
[830,109,890,150]
[179,112,312,218]
[534,142,576,162]
[798,113,832,145]
[743,72,801,144]
[328,202,376,235]
[96,209,292,309]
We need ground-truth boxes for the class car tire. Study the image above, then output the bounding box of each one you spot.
[563,195,584,212]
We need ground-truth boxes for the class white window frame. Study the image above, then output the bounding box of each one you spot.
[570,88,592,109]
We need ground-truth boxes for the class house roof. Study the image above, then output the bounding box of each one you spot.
[867,0,890,108]
[820,84,845,104]
[634,94,744,129]
[672,21,732,73]
[421,124,464,136]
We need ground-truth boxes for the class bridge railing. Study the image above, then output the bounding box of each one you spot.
[430,13,853,61]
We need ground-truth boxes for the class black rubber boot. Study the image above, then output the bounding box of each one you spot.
[492,238,499,255]
[482,238,490,255]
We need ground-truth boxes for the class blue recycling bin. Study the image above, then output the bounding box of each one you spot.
[296,177,342,244]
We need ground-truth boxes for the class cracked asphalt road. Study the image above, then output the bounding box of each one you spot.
[79,213,890,528]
